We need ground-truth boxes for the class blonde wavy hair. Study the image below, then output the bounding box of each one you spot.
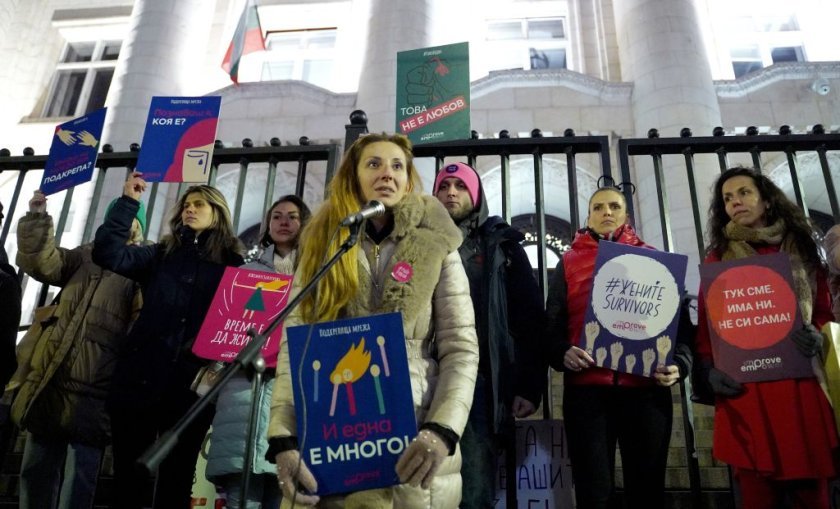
[297,133,422,322]
[160,184,244,263]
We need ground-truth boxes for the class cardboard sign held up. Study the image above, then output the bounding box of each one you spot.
[41,107,107,195]
[581,242,688,377]
[192,267,293,368]
[700,253,811,383]
[286,312,417,496]
[136,96,221,183]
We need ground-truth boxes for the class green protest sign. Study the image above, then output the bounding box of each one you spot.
[396,42,470,144]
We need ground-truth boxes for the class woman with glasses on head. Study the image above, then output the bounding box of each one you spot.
[93,172,245,509]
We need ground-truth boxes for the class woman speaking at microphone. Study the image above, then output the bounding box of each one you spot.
[267,133,479,508]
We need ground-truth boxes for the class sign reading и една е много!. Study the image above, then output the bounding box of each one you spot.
[286,312,417,495]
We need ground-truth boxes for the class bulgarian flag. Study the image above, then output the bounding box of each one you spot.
[221,0,265,84]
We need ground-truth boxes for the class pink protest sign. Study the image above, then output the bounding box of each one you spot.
[193,267,293,367]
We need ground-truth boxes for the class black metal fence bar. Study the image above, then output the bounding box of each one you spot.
[412,133,613,294]
[0,141,339,331]
[683,151,706,263]
[818,145,840,220]
[618,128,840,506]
[618,130,840,257]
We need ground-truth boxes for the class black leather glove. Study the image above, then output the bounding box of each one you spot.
[707,366,744,398]
[791,324,823,357]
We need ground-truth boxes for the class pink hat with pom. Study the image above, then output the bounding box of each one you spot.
[433,162,480,207]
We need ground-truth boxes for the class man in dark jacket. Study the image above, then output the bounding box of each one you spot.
[0,201,20,389]
[434,162,545,508]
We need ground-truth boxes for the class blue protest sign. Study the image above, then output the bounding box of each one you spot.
[286,312,417,495]
[581,242,688,377]
[41,107,106,195]
[136,96,221,183]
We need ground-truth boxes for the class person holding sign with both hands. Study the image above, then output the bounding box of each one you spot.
[545,183,691,509]
[267,133,478,508]
[695,167,837,508]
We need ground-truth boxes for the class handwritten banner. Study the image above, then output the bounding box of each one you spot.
[582,242,687,377]
[193,267,293,368]
[494,420,574,508]
[41,107,107,195]
[286,312,416,495]
[136,96,221,183]
[700,253,811,383]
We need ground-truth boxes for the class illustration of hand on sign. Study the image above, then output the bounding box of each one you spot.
[77,130,99,147]
[609,342,623,370]
[625,354,636,373]
[405,57,452,105]
[642,349,656,377]
[56,128,76,146]
[655,336,672,366]
[584,321,600,355]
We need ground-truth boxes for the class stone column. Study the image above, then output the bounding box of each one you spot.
[97,0,215,222]
[354,0,432,133]
[613,0,722,287]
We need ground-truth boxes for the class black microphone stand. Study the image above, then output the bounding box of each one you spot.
[137,221,364,503]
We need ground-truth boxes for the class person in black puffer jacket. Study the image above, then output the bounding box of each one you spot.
[93,173,244,509]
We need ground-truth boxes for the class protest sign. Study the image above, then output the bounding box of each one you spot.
[41,107,106,195]
[582,242,687,377]
[396,42,470,144]
[494,420,574,508]
[700,253,811,383]
[136,96,221,183]
[286,312,416,495]
[193,267,292,368]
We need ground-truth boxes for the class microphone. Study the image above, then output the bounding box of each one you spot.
[339,200,386,227]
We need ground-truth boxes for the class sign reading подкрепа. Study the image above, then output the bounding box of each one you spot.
[396,42,470,145]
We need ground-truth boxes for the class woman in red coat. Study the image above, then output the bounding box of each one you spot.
[696,167,837,508]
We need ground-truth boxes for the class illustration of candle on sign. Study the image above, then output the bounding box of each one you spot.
[328,339,372,417]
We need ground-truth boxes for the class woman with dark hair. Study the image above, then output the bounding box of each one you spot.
[545,185,689,509]
[696,167,836,508]
[206,194,311,509]
[267,133,479,508]
[93,173,245,509]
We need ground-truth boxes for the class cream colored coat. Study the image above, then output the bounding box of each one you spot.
[269,194,479,509]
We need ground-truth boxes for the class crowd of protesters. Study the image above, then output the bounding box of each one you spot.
[0,133,837,509]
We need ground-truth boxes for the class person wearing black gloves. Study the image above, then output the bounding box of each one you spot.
[695,167,836,508]
[545,185,690,509]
